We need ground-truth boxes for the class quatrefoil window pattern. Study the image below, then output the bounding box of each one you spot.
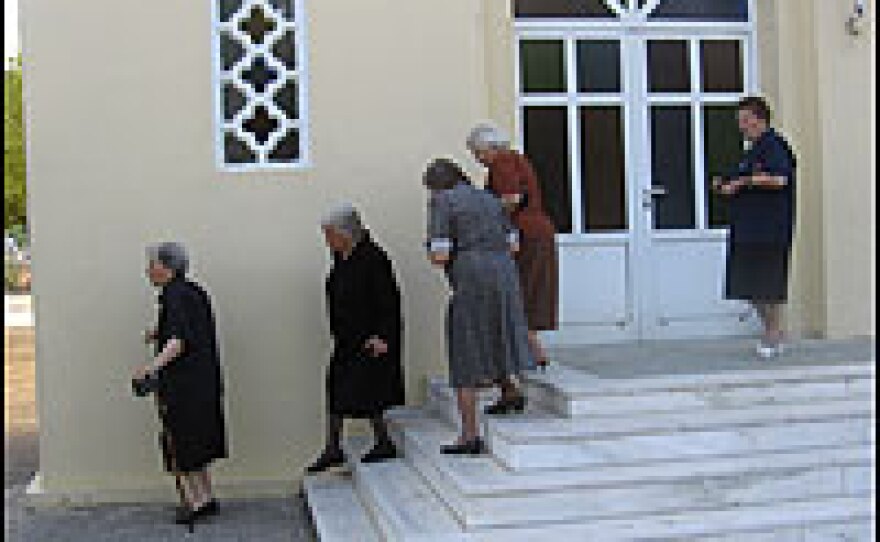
[214,0,307,168]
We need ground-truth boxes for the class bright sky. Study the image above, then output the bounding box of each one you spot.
[5,0,19,61]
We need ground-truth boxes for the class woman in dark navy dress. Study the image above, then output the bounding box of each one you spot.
[713,97,797,359]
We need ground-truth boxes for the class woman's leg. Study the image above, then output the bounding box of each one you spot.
[456,387,479,442]
[324,413,344,454]
[528,330,548,365]
[194,470,214,502]
[369,415,394,449]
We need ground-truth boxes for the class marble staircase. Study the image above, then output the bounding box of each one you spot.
[305,352,875,541]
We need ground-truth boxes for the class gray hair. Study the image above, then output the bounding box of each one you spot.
[466,123,510,152]
[147,242,189,276]
[320,203,366,244]
[423,158,470,191]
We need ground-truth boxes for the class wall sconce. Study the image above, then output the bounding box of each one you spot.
[846,0,868,35]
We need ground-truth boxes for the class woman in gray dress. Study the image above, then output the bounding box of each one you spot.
[424,158,533,455]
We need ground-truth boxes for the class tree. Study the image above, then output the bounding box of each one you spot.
[5,55,27,232]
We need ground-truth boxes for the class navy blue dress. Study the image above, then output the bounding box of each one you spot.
[724,128,797,302]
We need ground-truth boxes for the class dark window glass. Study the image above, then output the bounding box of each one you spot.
[524,107,572,234]
[514,0,616,18]
[648,40,690,93]
[269,130,301,162]
[274,80,299,120]
[242,56,278,94]
[220,31,245,72]
[224,132,256,163]
[242,106,278,145]
[649,0,749,21]
[650,106,695,230]
[218,0,240,23]
[581,107,627,232]
[704,105,741,228]
[223,83,247,121]
[267,0,294,20]
[701,41,743,93]
[239,4,276,45]
[577,40,622,94]
[272,31,297,71]
[520,41,566,94]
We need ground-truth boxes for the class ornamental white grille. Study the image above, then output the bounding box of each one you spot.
[213,0,307,169]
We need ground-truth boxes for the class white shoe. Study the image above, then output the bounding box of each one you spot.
[755,342,784,360]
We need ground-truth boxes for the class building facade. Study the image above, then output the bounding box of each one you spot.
[21,0,875,501]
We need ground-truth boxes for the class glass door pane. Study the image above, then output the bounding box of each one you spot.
[520,41,566,94]
[704,105,742,228]
[650,106,696,230]
[581,106,627,232]
[523,106,573,234]
[515,0,617,19]
[647,40,691,93]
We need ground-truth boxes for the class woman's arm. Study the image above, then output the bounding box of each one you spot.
[427,193,454,267]
[151,337,184,371]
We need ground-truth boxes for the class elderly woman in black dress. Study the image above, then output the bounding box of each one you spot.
[306,204,405,473]
[133,242,227,527]
[424,159,533,455]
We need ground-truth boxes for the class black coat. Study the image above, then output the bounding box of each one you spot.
[325,236,405,418]
[155,277,228,473]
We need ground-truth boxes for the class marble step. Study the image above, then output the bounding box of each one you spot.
[464,496,874,542]
[320,456,874,542]
[526,362,875,397]
[351,456,463,542]
[430,362,875,419]
[528,370,874,418]
[489,415,873,471]
[428,379,872,442]
[387,410,873,530]
[303,475,381,542]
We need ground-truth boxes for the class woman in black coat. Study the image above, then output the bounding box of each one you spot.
[307,204,405,473]
[134,242,228,526]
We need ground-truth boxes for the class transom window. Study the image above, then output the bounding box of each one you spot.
[514,0,750,21]
[213,0,308,170]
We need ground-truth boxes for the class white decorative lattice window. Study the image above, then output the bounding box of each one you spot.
[213,0,308,169]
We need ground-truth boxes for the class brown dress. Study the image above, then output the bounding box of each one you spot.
[486,151,559,331]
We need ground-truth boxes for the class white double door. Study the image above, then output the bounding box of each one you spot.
[517,29,761,344]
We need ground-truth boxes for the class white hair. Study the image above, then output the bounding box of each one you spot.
[147,242,189,276]
[320,203,366,244]
[466,123,510,152]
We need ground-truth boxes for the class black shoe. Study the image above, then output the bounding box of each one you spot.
[174,507,198,533]
[194,499,218,518]
[306,450,346,474]
[441,438,486,456]
[484,394,527,415]
[361,443,399,464]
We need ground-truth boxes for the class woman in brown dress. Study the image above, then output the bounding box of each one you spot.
[468,124,559,403]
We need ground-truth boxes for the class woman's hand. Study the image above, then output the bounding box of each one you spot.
[500,193,522,213]
[364,336,389,357]
[132,364,154,382]
[144,328,158,344]
[429,252,451,267]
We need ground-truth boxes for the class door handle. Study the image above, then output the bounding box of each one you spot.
[642,186,668,208]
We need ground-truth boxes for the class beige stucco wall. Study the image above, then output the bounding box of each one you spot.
[21,0,875,501]
[22,0,489,498]
[758,0,875,339]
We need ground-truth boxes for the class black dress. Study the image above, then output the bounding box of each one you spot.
[325,236,405,418]
[155,277,228,473]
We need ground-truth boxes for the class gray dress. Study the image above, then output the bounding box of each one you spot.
[428,183,534,389]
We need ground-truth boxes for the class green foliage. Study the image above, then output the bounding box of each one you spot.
[5,55,27,231]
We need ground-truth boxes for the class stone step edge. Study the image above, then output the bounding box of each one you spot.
[350,451,464,542]
[302,475,382,542]
[483,401,873,443]
[466,496,874,542]
[389,409,874,498]
[522,363,876,398]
